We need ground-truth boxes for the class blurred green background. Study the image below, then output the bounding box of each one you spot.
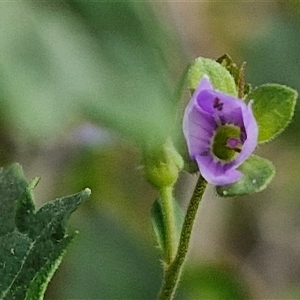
[1,1,300,299]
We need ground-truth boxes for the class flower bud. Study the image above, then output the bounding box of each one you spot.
[144,140,183,188]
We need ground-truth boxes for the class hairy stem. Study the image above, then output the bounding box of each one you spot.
[158,176,207,300]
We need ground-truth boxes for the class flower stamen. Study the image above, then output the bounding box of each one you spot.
[227,137,243,153]
[213,97,224,111]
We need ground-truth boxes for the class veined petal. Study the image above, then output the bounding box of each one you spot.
[195,155,242,185]
[233,101,258,166]
[198,90,245,127]
[183,76,216,158]
[183,110,215,158]
[183,76,258,186]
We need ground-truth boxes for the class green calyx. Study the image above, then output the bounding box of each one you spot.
[144,139,184,189]
[212,124,241,161]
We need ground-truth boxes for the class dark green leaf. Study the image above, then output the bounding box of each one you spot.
[246,84,297,143]
[216,155,275,197]
[151,197,183,255]
[0,164,29,237]
[0,164,90,300]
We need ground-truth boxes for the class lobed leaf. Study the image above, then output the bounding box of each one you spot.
[0,164,90,300]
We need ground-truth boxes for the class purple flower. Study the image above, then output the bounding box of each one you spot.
[183,76,258,185]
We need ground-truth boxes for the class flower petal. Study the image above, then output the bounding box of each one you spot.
[183,76,258,186]
[183,76,216,158]
[195,155,243,185]
[197,89,245,127]
[233,101,258,166]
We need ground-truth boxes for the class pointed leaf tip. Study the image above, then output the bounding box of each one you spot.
[83,187,91,197]
[0,164,90,300]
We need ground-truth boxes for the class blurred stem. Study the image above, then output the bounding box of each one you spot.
[158,175,207,300]
[160,186,176,266]
[174,64,190,104]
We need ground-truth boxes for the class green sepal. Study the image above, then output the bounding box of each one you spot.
[0,163,91,300]
[151,197,183,254]
[216,155,275,197]
[216,53,251,97]
[246,84,297,143]
[188,57,238,96]
[216,54,240,85]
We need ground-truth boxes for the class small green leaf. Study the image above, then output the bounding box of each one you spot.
[0,163,90,300]
[216,155,275,197]
[151,197,183,254]
[151,198,166,253]
[246,84,297,143]
[188,57,238,96]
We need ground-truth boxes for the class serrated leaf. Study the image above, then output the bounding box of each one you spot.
[0,163,90,300]
[188,57,238,96]
[216,155,275,197]
[151,197,184,255]
[246,84,297,143]
[0,164,29,236]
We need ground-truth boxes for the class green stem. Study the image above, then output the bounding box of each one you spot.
[160,186,176,266]
[158,175,207,300]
